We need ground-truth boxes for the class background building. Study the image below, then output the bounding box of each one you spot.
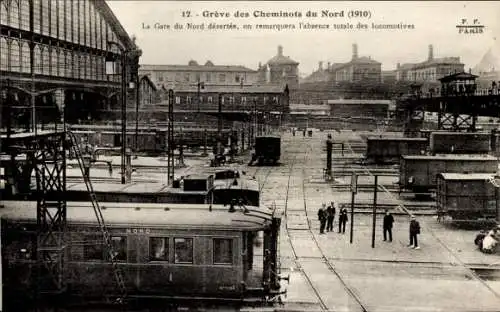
[395,45,464,82]
[331,44,381,83]
[0,0,140,126]
[139,61,258,90]
[302,44,381,83]
[260,45,299,90]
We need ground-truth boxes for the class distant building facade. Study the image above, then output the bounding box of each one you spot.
[396,45,464,82]
[259,45,299,90]
[332,44,381,82]
[139,61,258,90]
[138,75,159,108]
[155,85,289,115]
[302,44,381,83]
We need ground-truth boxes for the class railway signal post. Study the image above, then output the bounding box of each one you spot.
[325,134,332,180]
[350,173,357,244]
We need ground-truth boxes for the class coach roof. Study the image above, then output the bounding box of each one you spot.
[0,201,273,230]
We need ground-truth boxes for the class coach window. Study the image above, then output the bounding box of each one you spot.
[109,236,127,262]
[213,238,233,265]
[83,235,104,261]
[174,238,193,264]
[150,237,169,262]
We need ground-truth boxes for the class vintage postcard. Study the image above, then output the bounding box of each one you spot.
[1,1,500,311]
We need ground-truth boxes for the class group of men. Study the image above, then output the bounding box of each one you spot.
[317,202,348,234]
[317,203,422,249]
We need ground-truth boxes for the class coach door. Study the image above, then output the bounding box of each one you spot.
[242,231,254,281]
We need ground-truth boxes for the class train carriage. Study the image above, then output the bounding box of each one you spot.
[400,155,498,193]
[365,137,428,164]
[429,131,491,154]
[436,173,498,221]
[1,201,284,310]
[254,136,281,165]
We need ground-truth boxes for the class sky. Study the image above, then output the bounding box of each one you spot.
[106,1,500,76]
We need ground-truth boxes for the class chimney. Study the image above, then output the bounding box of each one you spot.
[319,61,323,71]
[278,45,283,56]
[328,62,331,69]
[397,62,401,69]
[428,44,433,61]
[352,43,358,60]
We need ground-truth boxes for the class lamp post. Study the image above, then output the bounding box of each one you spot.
[106,41,128,184]
[197,79,204,112]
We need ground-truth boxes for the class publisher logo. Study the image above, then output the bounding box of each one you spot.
[456,18,484,34]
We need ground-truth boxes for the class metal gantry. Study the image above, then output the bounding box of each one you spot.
[1,131,68,302]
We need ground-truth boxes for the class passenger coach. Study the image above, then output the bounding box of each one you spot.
[2,201,284,310]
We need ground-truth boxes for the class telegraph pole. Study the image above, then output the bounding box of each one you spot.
[350,173,357,244]
[372,175,378,248]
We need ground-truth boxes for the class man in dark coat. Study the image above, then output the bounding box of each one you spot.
[326,202,336,232]
[409,216,421,249]
[318,203,327,234]
[338,208,348,234]
[383,210,394,242]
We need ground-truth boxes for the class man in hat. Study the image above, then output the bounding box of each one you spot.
[317,203,327,234]
[408,216,421,249]
[326,201,336,232]
[383,209,394,242]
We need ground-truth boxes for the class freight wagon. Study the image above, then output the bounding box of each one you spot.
[429,132,491,154]
[436,173,498,222]
[254,136,281,165]
[365,137,428,164]
[1,201,285,310]
[399,155,498,193]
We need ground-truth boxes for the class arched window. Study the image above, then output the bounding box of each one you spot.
[62,50,68,77]
[71,52,77,78]
[33,0,41,33]
[78,0,84,45]
[0,37,8,71]
[72,0,78,44]
[42,45,50,75]
[34,44,42,74]
[19,0,30,30]
[50,0,58,37]
[57,49,64,77]
[9,0,20,29]
[51,48,59,76]
[87,54,92,79]
[41,0,49,35]
[10,39,20,72]
[79,54,85,79]
[87,2,92,47]
[0,1,8,26]
[20,40,30,73]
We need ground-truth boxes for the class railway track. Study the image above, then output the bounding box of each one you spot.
[277,138,368,312]
[330,183,400,192]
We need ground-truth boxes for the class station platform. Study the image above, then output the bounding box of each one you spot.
[258,130,500,312]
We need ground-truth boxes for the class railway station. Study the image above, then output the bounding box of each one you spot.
[2,1,500,311]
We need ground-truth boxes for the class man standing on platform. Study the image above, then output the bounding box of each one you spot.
[318,203,327,234]
[339,208,348,234]
[326,201,336,232]
[383,209,394,242]
[408,216,421,249]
